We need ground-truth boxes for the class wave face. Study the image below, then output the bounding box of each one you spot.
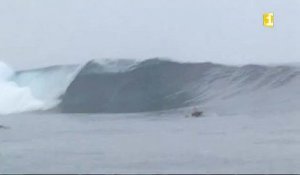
[1,58,300,114]
[60,59,300,114]
[60,59,224,113]
[14,65,81,109]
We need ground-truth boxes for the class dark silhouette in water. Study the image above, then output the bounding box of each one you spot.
[0,125,9,129]
[191,111,203,117]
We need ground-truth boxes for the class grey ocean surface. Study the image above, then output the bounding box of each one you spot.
[1,111,300,174]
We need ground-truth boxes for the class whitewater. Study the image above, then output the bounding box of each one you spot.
[0,62,44,114]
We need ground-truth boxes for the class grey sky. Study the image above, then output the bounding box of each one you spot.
[0,0,299,69]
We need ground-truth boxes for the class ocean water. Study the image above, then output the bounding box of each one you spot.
[1,111,300,174]
[1,59,300,173]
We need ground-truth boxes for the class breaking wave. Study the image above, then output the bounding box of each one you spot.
[0,62,44,114]
[0,59,138,114]
[14,64,82,109]
[60,59,300,114]
[1,58,300,114]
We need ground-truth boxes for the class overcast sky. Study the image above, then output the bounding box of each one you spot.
[0,0,299,69]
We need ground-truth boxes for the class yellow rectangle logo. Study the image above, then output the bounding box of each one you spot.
[263,12,274,28]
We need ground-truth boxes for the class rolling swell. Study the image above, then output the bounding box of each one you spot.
[59,59,300,114]
[60,59,227,113]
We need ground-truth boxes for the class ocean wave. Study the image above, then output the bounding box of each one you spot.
[1,58,300,114]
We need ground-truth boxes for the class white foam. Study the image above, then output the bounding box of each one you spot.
[0,62,44,114]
